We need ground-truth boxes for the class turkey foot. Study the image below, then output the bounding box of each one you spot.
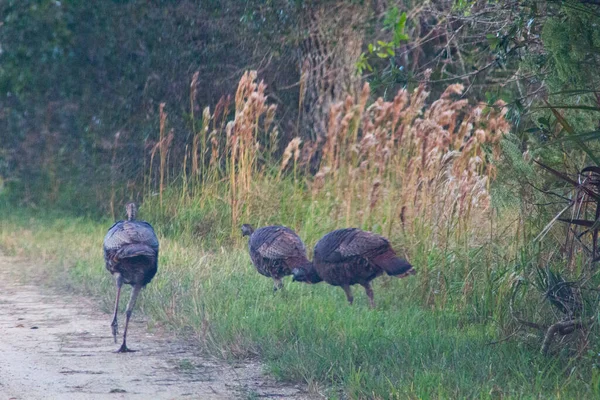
[115,343,137,353]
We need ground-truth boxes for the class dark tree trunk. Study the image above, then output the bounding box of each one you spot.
[298,3,367,142]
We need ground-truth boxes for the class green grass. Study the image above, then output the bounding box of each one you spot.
[1,209,599,399]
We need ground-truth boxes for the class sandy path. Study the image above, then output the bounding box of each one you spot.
[0,256,318,400]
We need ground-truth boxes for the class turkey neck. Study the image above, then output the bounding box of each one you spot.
[126,204,137,221]
[304,263,323,284]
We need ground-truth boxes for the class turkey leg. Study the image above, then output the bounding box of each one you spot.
[273,277,284,292]
[342,285,354,305]
[110,274,123,343]
[361,282,376,308]
[117,284,141,353]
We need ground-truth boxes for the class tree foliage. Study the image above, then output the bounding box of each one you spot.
[1,0,599,213]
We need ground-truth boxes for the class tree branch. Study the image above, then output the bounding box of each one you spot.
[541,319,583,355]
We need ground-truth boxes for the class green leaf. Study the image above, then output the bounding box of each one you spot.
[557,219,598,228]
[546,102,600,166]
[383,7,400,30]
[397,12,407,32]
[535,160,600,202]
[545,130,600,146]
[535,105,600,113]
[581,166,600,175]
[486,33,499,49]
[376,52,388,58]
[392,12,409,45]
[547,89,600,97]
[395,33,409,42]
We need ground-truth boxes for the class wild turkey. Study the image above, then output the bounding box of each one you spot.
[292,228,415,308]
[241,224,311,291]
[103,202,159,352]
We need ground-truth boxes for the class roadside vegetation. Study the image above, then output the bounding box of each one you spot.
[2,1,600,398]
[2,72,600,398]
[1,210,598,399]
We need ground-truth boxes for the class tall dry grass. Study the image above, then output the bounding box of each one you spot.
[144,70,508,254]
[147,103,174,206]
[302,79,509,244]
[10,72,599,400]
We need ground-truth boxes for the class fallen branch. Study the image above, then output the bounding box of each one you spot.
[486,330,519,346]
[540,319,584,355]
[512,315,547,331]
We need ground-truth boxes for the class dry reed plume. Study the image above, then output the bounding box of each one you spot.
[146,70,508,242]
[226,71,278,232]
[148,103,174,206]
[300,77,509,244]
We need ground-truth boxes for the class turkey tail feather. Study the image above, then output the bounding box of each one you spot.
[374,252,415,277]
[116,244,157,260]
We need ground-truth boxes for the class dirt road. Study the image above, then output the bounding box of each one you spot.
[0,256,318,400]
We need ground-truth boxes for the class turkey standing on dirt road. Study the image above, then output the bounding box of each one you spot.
[241,224,311,292]
[292,228,415,308]
[103,202,159,352]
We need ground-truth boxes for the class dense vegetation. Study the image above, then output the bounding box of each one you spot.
[2,0,600,398]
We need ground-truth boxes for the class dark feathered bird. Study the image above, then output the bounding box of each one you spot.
[292,228,415,308]
[241,224,311,291]
[103,202,159,352]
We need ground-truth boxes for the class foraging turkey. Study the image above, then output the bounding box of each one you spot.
[292,228,415,308]
[241,224,311,291]
[103,202,159,352]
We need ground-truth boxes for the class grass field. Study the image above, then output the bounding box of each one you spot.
[1,208,598,399]
[1,75,598,399]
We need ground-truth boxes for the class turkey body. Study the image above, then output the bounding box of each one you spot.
[103,203,159,353]
[294,228,415,307]
[103,219,159,286]
[243,224,310,291]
